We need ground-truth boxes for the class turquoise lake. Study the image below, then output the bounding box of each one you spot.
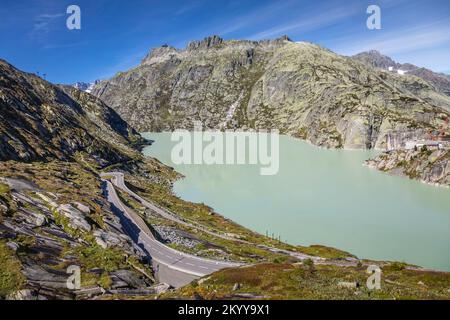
[142,132,450,271]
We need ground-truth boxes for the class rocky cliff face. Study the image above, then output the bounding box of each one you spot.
[92,35,450,150]
[0,59,163,299]
[0,59,143,166]
[352,50,398,70]
[365,147,450,187]
[0,161,161,300]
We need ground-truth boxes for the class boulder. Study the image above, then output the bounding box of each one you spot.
[73,202,91,214]
[110,270,147,289]
[6,241,19,251]
[93,229,127,249]
[57,204,91,232]
[22,209,47,227]
[153,283,171,294]
[338,281,359,289]
[6,289,38,300]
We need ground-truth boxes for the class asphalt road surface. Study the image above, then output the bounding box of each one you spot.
[102,179,239,287]
[103,172,322,263]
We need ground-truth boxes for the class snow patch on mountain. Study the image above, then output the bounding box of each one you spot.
[73,80,100,93]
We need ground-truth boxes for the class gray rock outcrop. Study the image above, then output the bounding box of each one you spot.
[92,36,450,150]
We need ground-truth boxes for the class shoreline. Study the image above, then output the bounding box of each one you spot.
[364,162,450,189]
[140,130,447,188]
[140,132,450,273]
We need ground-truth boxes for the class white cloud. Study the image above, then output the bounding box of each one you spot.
[43,41,88,50]
[32,13,65,33]
[247,5,361,40]
[333,20,450,56]
[218,0,300,36]
[329,20,450,73]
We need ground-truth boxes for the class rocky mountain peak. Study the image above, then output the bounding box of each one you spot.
[256,34,293,47]
[91,35,450,150]
[141,45,179,65]
[275,35,293,42]
[352,51,450,96]
[352,50,398,69]
[187,35,224,51]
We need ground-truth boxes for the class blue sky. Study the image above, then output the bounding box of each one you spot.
[1,0,449,84]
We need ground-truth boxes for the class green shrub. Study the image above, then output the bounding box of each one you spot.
[397,160,408,168]
[0,242,25,297]
[389,261,407,271]
[0,183,10,195]
[98,273,112,289]
[65,244,128,272]
[303,258,316,273]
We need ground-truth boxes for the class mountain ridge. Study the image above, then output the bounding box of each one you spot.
[352,50,450,96]
[0,59,144,166]
[0,49,449,300]
[91,35,450,150]
[73,81,100,93]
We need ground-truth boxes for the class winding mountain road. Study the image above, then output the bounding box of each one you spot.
[105,172,242,241]
[102,178,239,288]
[103,172,323,263]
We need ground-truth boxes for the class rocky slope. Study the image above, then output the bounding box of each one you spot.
[0,58,335,300]
[92,35,450,150]
[353,50,450,97]
[365,147,450,187]
[0,59,162,299]
[0,59,143,166]
[1,58,449,300]
[0,58,319,300]
[0,162,161,300]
